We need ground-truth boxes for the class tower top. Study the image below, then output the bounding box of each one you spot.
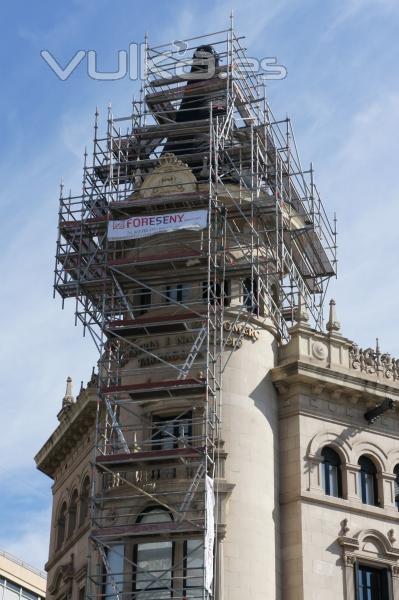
[62,376,75,408]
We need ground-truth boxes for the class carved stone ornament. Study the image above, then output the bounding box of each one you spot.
[345,554,356,567]
[139,153,197,198]
[312,341,328,360]
[349,342,399,381]
[388,529,397,545]
[48,554,75,595]
[340,519,350,537]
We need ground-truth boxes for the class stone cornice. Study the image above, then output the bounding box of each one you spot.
[35,390,97,478]
[281,491,399,523]
[272,359,399,399]
[273,321,399,400]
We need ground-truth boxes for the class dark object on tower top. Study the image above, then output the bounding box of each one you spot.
[161,44,225,174]
[189,45,220,75]
[174,44,222,124]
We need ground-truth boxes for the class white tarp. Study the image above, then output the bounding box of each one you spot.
[204,475,215,593]
[107,209,208,241]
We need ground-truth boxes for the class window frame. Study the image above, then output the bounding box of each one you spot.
[355,561,393,600]
[67,488,79,538]
[79,475,91,527]
[202,280,230,307]
[321,446,342,498]
[358,456,379,507]
[243,277,258,314]
[132,508,175,599]
[151,412,193,451]
[183,538,204,599]
[56,501,68,551]
[394,464,399,511]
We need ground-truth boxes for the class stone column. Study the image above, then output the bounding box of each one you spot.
[381,472,398,513]
[306,456,324,495]
[342,555,356,600]
[392,565,399,600]
[342,464,361,504]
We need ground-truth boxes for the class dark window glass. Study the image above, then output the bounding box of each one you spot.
[56,502,67,550]
[138,288,151,315]
[79,476,90,526]
[152,413,192,451]
[358,456,378,506]
[394,465,399,510]
[166,283,184,303]
[243,277,258,313]
[202,280,230,306]
[67,489,79,537]
[356,564,390,600]
[321,447,342,498]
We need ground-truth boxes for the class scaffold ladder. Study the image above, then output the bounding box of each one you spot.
[177,324,208,380]
[178,463,206,520]
[104,398,130,454]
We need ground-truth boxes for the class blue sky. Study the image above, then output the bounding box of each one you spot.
[1,0,399,570]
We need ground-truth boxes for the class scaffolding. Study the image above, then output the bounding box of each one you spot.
[54,24,336,600]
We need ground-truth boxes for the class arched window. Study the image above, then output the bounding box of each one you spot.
[79,476,90,526]
[56,501,67,551]
[67,489,79,538]
[394,464,399,510]
[321,446,342,498]
[358,456,378,506]
[134,508,173,598]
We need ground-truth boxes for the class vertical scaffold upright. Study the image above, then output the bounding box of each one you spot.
[54,25,337,600]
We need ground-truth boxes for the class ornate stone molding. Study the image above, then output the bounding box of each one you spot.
[139,153,197,197]
[48,554,74,595]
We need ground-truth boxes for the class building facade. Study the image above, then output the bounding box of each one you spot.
[34,26,399,600]
[35,375,97,600]
[0,549,46,600]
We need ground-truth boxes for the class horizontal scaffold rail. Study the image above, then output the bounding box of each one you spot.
[96,446,204,466]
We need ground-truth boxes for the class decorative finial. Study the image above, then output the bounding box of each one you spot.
[199,155,209,179]
[62,376,75,408]
[326,299,340,333]
[296,292,309,324]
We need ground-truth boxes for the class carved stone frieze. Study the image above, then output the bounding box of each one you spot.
[349,343,399,381]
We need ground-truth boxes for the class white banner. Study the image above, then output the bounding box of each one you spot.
[204,475,215,593]
[107,209,208,241]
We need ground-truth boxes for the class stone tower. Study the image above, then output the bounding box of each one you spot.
[47,26,399,600]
